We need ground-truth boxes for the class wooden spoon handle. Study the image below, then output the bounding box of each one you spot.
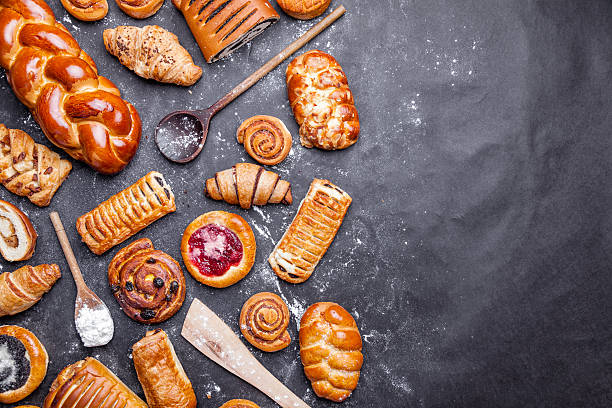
[209,5,346,114]
[49,212,86,290]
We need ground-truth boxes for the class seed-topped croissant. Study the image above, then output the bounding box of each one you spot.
[103,25,203,87]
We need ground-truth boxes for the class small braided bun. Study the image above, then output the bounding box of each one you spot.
[240,292,291,352]
[236,116,292,166]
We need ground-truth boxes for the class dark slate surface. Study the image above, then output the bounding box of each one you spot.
[1,0,612,407]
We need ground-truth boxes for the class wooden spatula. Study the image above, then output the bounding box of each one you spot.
[182,298,310,408]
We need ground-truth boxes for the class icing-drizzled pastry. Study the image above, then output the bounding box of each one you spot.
[299,302,363,402]
[0,200,37,262]
[132,329,197,408]
[108,238,186,323]
[236,116,292,166]
[0,264,61,317]
[277,0,330,19]
[0,125,71,207]
[286,50,360,150]
[240,292,291,352]
[0,326,48,404]
[205,163,292,209]
[43,358,147,408]
[172,0,279,63]
[219,400,260,408]
[77,171,176,255]
[181,211,255,288]
[269,179,351,283]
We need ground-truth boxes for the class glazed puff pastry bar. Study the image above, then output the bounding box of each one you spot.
[77,171,175,255]
[268,179,351,283]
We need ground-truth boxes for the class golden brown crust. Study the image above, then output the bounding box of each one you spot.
[0,325,48,404]
[219,399,260,408]
[240,292,291,352]
[236,116,292,165]
[0,199,37,261]
[104,26,202,86]
[299,302,363,402]
[172,0,279,63]
[108,238,186,323]
[77,171,176,255]
[276,0,330,19]
[0,0,141,174]
[43,358,147,408]
[0,264,61,317]
[132,330,197,408]
[0,125,71,207]
[181,211,255,288]
[268,179,351,283]
[115,0,163,18]
[205,163,292,209]
[60,0,108,21]
[286,50,360,150]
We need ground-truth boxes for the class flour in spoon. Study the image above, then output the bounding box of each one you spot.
[75,305,114,347]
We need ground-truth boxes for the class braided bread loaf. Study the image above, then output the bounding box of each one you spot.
[286,50,360,150]
[0,0,142,174]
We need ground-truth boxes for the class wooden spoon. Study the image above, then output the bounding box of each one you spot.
[182,298,311,408]
[155,5,346,163]
[50,212,114,348]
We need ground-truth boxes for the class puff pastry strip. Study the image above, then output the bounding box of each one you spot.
[268,179,351,283]
[77,171,175,255]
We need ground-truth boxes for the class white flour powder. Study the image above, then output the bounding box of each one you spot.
[75,305,114,347]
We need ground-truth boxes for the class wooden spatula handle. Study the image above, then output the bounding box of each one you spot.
[50,212,86,290]
[209,5,346,114]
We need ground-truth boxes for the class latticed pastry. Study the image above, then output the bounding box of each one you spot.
[240,292,291,352]
[0,125,71,207]
[76,171,176,255]
[172,0,279,63]
[268,179,351,283]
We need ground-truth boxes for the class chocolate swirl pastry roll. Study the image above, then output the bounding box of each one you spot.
[0,326,47,404]
[171,0,279,63]
[240,292,291,352]
[108,238,186,323]
[236,116,292,166]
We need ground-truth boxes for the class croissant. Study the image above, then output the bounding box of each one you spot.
[299,302,363,402]
[0,199,37,261]
[0,264,61,317]
[104,25,202,86]
[0,125,71,207]
[115,0,163,18]
[0,0,142,174]
[236,115,292,165]
[286,50,360,150]
[204,163,292,209]
[60,0,108,21]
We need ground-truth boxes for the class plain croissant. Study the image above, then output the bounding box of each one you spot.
[0,264,61,317]
[103,25,202,86]
[204,163,292,209]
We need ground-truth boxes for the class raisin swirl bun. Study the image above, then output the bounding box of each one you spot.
[0,326,47,404]
[108,238,186,323]
[240,292,291,352]
[236,116,292,166]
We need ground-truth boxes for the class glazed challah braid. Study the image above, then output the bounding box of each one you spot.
[0,0,142,175]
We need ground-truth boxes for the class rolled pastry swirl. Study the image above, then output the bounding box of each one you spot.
[60,0,108,21]
[240,292,291,352]
[236,116,292,166]
[108,238,186,323]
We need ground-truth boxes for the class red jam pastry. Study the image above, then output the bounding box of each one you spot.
[181,211,255,288]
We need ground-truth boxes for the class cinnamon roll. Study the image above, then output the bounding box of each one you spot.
[108,238,186,323]
[236,116,292,166]
[60,0,109,21]
[239,292,291,352]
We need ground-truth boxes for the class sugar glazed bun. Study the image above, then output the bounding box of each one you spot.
[240,292,291,352]
[299,302,363,402]
[0,325,48,404]
[108,238,186,323]
[181,211,255,288]
[276,0,330,19]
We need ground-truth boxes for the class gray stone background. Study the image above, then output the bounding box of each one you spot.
[1,0,611,407]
